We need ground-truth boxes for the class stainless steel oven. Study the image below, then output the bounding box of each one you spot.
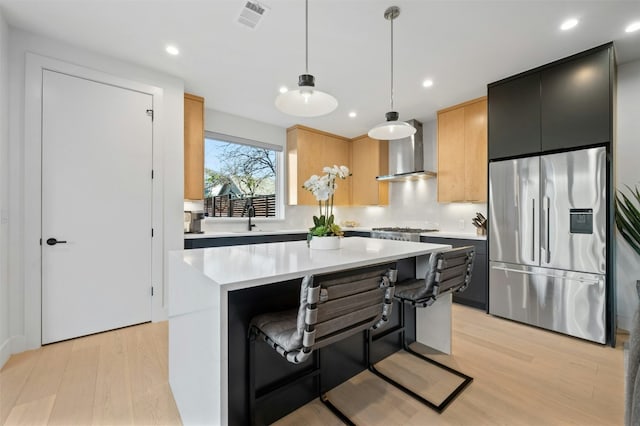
[370,227,438,242]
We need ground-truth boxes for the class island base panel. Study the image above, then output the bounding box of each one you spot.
[228,260,417,425]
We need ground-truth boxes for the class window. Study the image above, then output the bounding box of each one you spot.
[203,131,282,219]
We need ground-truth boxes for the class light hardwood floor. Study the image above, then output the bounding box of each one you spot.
[1,305,625,425]
[0,322,181,426]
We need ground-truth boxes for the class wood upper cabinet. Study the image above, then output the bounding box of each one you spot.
[184,93,205,200]
[286,125,351,206]
[437,97,487,203]
[437,107,466,202]
[350,135,389,206]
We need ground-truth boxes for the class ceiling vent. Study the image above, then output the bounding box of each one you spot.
[237,1,270,30]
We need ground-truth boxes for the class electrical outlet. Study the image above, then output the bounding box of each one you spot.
[458,219,465,230]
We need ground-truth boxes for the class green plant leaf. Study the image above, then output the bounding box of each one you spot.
[615,185,640,258]
[618,193,640,241]
[329,223,343,237]
[311,225,329,236]
[313,215,320,227]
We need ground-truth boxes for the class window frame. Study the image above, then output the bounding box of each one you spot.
[203,131,284,221]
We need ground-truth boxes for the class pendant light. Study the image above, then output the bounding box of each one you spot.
[368,6,416,140]
[275,0,338,117]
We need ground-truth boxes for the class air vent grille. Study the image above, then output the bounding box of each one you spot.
[238,1,269,29]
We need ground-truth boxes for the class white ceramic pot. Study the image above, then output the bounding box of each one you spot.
[309,236,341,250]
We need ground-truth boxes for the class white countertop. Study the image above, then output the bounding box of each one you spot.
[174,236,450,292]
[184,228,486,240]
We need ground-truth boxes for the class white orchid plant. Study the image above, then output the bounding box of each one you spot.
[303,165,351,239]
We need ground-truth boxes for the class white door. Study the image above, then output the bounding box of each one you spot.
[41,70,153,344]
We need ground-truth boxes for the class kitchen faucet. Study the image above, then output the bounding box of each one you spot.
[247,204,256,231]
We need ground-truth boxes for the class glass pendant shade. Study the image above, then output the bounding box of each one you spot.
[275,0,338,118]
[275,74,338,117]
[368,119,416,140]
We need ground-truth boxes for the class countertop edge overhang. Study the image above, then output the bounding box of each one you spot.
[172,237,451,292]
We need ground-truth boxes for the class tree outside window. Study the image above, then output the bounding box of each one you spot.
[204,138,277,218]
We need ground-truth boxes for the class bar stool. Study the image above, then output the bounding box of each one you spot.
[367,246,475,413]
[248,264,397,425]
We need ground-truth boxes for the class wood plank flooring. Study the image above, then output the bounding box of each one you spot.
[0,305,625,425]
[0,322,181,426]
[278,305,626,426]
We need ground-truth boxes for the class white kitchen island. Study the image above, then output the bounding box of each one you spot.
[168,236,450,426]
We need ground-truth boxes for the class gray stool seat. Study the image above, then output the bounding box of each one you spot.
[251,307,300,353]
[393,278,430,301]
[394,246,473,306]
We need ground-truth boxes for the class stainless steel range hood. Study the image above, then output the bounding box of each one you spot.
[375,119,437,182]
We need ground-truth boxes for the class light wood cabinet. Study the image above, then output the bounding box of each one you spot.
[184,93,205,200]
[286,125,351,206]
[437,97,487,203]
[350,135,389,205]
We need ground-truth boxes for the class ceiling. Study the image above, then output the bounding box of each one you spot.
[1,0,639,138]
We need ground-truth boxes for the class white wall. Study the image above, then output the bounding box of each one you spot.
[615,59,640,331]
[7,28,184,355]
[0,8,11,367]
[205,108,285,149]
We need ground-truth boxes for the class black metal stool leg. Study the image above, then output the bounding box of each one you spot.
[317,349,356,426]
[248,327,257,425]
[367,300,473,413]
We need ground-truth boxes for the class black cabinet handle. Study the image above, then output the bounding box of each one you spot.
[46,238,67,246]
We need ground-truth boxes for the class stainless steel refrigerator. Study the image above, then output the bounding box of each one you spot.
[488,146,607,344]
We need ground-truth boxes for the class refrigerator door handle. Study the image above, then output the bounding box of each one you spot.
[546,197,551,263]
[490,266,600,285]
[531,200,535,262]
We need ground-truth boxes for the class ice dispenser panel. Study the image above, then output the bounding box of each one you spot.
[570,208,593,234]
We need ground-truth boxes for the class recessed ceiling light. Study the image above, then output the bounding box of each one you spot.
[348,111,357,118]
[626,22,640,33]
[560,18,579,31]
[279,86,288,94]
[422,79,434,88]
[165,45,180,55]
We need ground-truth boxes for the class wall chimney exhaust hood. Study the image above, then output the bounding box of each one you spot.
[376,119,437,182]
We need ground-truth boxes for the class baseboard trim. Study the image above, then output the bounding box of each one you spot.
[0,335,26,369]
[152,306,168,322]
[618,314,632,333]
[0,337,10,368]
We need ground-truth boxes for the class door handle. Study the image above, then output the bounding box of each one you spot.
[46,238,67,246]
[546,197,551,263]
[491,266,600,285]
[531,200,535,262]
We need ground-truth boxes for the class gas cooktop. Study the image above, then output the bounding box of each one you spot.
[371,227,439,233]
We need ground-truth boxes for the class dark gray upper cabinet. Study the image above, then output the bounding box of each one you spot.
[488,73,541,159]
[488,43,613,160]
[540,48,612,151]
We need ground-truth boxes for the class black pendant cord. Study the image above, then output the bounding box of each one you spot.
[305,0,309,75]
[390,13,394,112]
